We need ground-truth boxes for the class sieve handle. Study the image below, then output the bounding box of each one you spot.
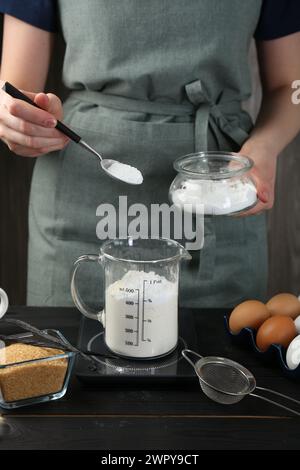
[181,349,203,370]
[256,386,300,406]
[250,388,300,417]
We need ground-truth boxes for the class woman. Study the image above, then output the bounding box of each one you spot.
[0,1,299,308]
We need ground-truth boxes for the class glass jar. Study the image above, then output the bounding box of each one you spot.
[169,152,258,216]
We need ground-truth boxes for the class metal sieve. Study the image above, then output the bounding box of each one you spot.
[182,349,300,416]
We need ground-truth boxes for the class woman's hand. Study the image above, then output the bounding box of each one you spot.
[237,141,278,216]
[0,82,69,157]
[237,34,300,216]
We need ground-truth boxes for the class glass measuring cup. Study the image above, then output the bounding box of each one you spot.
[71,238,191,359]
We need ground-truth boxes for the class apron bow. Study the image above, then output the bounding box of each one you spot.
[185,79,249,151]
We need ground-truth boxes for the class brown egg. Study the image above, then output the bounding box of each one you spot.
[229,300,270,334]
[256,315,297,352]
[267,293,300,319]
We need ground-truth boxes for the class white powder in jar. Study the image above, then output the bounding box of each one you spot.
[105,270,178,358]
[171,178,257,215]
[107,162,143,185]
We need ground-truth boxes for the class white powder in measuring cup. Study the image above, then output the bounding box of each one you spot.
[105,270,178,358]
[108,162,143,185]
[172,179,257,215]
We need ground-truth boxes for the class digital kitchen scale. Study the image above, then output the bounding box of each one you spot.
[76,308,199,385]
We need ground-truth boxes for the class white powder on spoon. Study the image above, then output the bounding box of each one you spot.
[108,161,143,185]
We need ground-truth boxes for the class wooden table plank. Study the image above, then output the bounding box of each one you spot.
[0,415,298,450]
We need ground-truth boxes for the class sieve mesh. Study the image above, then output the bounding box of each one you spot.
[197,361,252,404]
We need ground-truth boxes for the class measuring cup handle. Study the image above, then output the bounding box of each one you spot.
[181,349,203,369]
[0,288,9,320]
[70,254,104,323]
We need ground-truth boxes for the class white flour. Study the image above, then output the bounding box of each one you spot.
[172,179,257,215]
[108,162,143,185]
[105,270,178,358]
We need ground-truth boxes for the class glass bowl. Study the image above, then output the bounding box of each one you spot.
[169,151,258,216]
[0,329,75,409]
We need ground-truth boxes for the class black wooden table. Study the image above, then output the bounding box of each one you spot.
[0,307,299,450]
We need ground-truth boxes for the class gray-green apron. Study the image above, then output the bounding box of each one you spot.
[27,0,267,308]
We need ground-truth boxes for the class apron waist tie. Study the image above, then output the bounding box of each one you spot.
[184,79,250,152]
[71,89,194,117]
[72,81,249,149]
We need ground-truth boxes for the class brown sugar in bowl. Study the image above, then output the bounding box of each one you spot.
[0,342,73,407]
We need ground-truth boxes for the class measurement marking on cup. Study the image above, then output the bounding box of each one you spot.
[135,288,139,347]
[123,289,140,347]
[141,281,152,343]
[142,280,146,342]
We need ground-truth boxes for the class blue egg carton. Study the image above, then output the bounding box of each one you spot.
[224,315,300,380]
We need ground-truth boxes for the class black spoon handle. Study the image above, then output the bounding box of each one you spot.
[1,318,107,365]
[2,81,82,143]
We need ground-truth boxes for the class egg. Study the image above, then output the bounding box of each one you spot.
[266,293,300,319]
[229,300,270,334]
[256,315,297,352]
[286,335,300,370]
[294,315,300,334]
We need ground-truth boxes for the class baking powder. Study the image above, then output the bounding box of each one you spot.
[108,162,143,185]
[172,179,257,215]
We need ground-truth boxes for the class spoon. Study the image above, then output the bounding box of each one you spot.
[0,318,119,366]
[2,82,143,185]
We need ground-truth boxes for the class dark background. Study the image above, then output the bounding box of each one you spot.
[0,29,299,305]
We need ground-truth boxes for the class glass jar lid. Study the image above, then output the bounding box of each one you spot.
[173,152,253,180]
